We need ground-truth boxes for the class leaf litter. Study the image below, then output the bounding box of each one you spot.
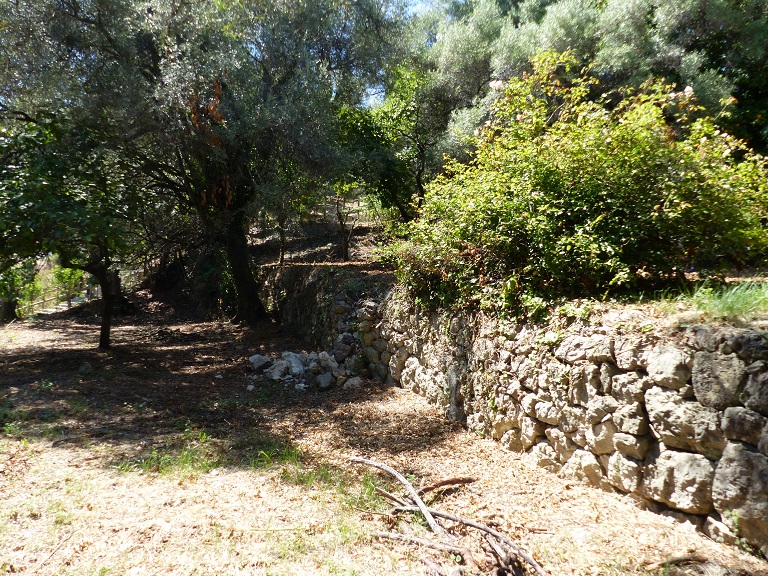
[1,299,766,576]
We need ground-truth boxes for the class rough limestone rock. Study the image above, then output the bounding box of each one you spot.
[500,428,524,452]
[612,402,649,435]
[740,372,768,417]
[586,395,619,425]
[687,325,729,352]
[712,442,768,554]
[264,360,290,381]
[521,416,545,450]
[703,515,737,546]
[611,372,649,404]
[646,344,690,390]
[558,405,586,434]
[585,418,617,455]
[491,414,517,441]
[316,372,335,390]
[281,352,307,377]
[560,449,605,487]
[555,335,589,364]
[614,337,650,371]
[613,432,652,460]
[318,351,339,372]
[332,332,356,362]
[606,452,642,494]
[691,352,746,410]
[599,362,621,395]
[529,442,561,472]
[645,386,726,460]
[721,407,767,446]
[389,347,410,382]
[545,428,578,463]
[642,450,716,514]
[586,337,614,364]
[534,401,560,425]
[343,376,364,390]
[248,354,272,371]
[726,331,768,362]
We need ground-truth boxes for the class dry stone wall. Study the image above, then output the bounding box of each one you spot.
[261,267,768,555]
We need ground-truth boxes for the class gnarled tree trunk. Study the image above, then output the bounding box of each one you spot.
[224,212,268,324]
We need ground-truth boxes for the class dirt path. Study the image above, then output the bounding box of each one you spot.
[1,300,767,576]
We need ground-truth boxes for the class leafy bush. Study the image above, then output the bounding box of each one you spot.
[392,52,768,315]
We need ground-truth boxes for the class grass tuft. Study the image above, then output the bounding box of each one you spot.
[690,281,768,321]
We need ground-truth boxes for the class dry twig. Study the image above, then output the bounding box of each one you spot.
[395,505,548,576]
[644,554,708,571]
[32,530,78,574]
[350,456,447,537]
[418,477,477,497]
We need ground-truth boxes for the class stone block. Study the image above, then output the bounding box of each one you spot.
[612,402,649,435]
[388,347,410,382]
[521,416,545,450]
[740,371,768,417]
[721,407,767,446]
[534,401,560,425]
[611,372,650,404]
[586,394,620,424]
[558,405,586,434]
[545,428,579,462]
[712,442,768,554]
[646,344,690,390]
[560,449,606,487]
[613,432,652,460]
[615,337,650,370]
[491,414,518,441]
[691,351,746,410]
[645,386,726,460]
[500,428,523,452]
[586,418,617,455]
[606,452,642,494]
[529,442,561,472]
[599,362,621,395]
[642,450,716,514]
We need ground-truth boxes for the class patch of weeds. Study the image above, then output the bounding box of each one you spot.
[65,395,90,417]
[115,427,225,478]
[341,472,388,513]
[118,445,222,477]
[48,500,73,526]
[2,420,24,439]
[324,560,359,575]
[39,379,55,391]
[280,461,338,488]
[691,281,768,322]
[274,528,312,560]
[0,402,28,439]
[225,428,299,469]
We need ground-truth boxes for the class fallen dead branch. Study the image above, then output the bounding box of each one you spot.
[395,505,547,576]
[350,456,446,537]
[374,531,472,555]
[644,554,709,571]
[32,530,78,574]
[417,476,477,497]
[350,456,547,576]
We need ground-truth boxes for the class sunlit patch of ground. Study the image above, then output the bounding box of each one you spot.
[1,304,767,575]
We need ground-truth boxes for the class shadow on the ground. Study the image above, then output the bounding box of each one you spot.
[0,303,454,477]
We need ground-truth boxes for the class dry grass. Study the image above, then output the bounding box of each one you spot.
[1,302,767,576]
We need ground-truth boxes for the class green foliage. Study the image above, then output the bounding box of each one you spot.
[52,266,84,300]
[689,281,768,322]
[392,52,768,316]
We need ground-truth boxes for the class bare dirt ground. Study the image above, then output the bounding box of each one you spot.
[2,293,768,576]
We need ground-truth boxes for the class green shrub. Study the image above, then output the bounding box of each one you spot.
[392,51,768,315]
